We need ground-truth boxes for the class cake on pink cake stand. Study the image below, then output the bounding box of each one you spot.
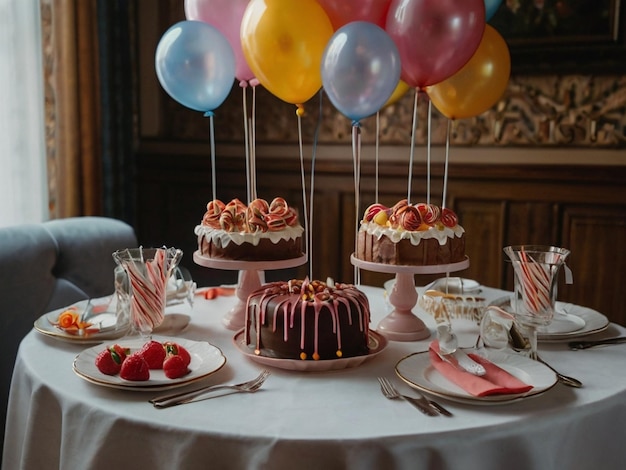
[194,251,307,330]
[351,254,470,341]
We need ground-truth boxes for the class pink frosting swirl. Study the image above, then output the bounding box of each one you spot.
[363,203,388,222]
[219,209,239,232]
[248,198,270,216]
[398,205,422,231]
[269,197,288,214]
[202,199,225,228]
[440,208,459,228]
[416,203,441,225]
[391,199,409,213]
[224,198,247,217]
[246,206,269,232]
[283,207,299,227]
[265,213,288,231]
[269,197,300,227]
[206,197,302,232]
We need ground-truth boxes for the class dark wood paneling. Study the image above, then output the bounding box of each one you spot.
[561,205,626,326]
[455,199,505,288]
[135,147,626,325]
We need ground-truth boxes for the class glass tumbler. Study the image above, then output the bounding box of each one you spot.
[503,245,570,359]
[113,247,183,337]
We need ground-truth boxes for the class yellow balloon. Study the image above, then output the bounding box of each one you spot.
[426,25,511,120]
[241,0,333,105]
[384,80,411,108]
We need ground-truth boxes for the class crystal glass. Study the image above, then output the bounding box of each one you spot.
[479,306,516,350]
[113,247,183,337]
[503,245,570,359]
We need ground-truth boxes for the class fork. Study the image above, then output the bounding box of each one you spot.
[151,369,270,408]
[377,377,451,417]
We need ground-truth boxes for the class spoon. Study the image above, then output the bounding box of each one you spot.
[536,355,583,388]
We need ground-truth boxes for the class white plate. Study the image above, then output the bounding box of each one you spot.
[73,336,226,391]
[489,297,609,341]
[384,277,481,295]
[233,329,387,372]
[395,349,557,405]
[424,277,482,294]
[34,297,130,344]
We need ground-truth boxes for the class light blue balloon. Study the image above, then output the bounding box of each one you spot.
[485,0,503,21]
[321,21,401,123]
[155,21,235,113]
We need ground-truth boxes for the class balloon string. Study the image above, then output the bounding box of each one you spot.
[443,119,451,210]
[308,90,324,281]
[375,111,380,202]
[207,112,216,202]
[296,109,310,271]
[251,85,257,200]
[407,89,419,204]
[242,86,251,203]
[352,122,361,285]
[427,99,432,205]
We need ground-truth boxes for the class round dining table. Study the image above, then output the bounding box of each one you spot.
[4,282,626,470]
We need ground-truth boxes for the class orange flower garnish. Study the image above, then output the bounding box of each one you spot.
[53,308,94,334]
[57,310,80,328]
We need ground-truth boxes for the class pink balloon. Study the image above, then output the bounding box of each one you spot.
[185,0,254,83]
[385,0,485,89]
[317,0,391,30]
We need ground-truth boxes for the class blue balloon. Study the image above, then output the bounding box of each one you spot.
[485,0,503,21]
[155,21,235,113]
[321,22,401,123]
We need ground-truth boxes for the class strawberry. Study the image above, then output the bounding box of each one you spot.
[120,353,150,381]
[164,342,191,367]
[138,340,166,369]
[110,344,129,362]
[163,355,189,379]
[95,346,125,376]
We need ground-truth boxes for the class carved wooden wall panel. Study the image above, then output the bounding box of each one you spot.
[561,205,626,326]
[148,1,626,150]
[453,200,506,288]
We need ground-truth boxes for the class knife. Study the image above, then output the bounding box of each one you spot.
[400,394,439,416]
[569,336,626,350]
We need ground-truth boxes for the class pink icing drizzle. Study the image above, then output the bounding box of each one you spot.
[245,279,370,360]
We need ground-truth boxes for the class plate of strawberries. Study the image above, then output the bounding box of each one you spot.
[72,336,226,391]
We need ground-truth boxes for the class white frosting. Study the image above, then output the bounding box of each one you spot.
[195,224,304,247]
[360,221,464,246]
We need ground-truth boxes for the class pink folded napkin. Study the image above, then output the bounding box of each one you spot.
[429,341,533,397]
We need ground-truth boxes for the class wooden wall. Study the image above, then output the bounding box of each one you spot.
[135,143,626,326]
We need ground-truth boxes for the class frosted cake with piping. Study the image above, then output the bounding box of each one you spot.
[356,199,465,266]
[195,197,304,261]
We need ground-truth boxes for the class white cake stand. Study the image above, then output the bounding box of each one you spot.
[351,254,470,342]
[194,251,307,330]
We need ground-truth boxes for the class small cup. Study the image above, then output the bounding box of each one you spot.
[112,247,183,337]
[479,306,515,350]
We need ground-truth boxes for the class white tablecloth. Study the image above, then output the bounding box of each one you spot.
[4,284,626,470]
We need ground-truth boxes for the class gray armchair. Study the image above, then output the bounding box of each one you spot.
[0,216,137,451]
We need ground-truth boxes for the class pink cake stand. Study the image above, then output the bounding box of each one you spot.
[351,254,470,342]
[194,251,307,330]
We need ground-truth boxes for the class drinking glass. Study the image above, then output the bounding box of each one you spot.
[113,247,183,338]
[503,245,570,359]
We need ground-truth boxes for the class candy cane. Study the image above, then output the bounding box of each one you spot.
[125,249,169,331]
[515,248,553,314]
